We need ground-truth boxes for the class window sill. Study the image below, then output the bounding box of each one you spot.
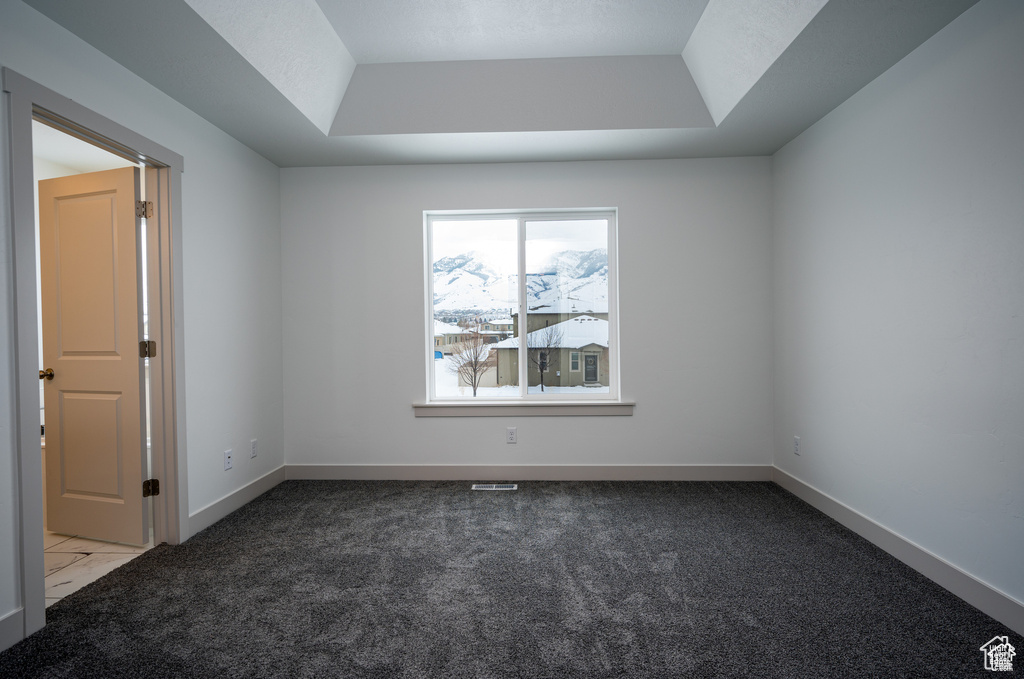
[413,401,636,417]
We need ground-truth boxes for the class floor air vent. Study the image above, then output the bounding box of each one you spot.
[472,483,518,491]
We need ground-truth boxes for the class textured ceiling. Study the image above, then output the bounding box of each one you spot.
[685,0,829,124]
[315,0,711,63]
[19,0,982,167]
[185,0,355,134]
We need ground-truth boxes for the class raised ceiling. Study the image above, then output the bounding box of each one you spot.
[21,0,980,167]
[317,0,710,63]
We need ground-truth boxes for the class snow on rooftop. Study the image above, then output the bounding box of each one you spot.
[493,315,608,350]
[434,320,512,338]
[433,320,464,335]
[525,300,608,314]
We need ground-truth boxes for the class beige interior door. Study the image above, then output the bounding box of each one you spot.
[39,167,149,546]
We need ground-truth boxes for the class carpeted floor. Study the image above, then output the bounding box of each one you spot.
[0,480,1017,678]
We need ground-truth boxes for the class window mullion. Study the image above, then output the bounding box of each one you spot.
[425,216,435,400]
[517,218,527,397]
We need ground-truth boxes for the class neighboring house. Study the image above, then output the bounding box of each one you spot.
[492,315,609,388]
[479,318,514,339]
[433,320,469,354]
[512,300,609,335]
[435,318,512,355]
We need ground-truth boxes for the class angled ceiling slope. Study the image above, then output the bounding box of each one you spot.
[184,0,355,135]
[21,0,980,166]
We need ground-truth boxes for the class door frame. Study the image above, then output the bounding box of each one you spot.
[3,68,188,639]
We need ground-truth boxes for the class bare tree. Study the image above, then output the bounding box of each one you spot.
[527,324,563,392]
[448,330,495,397]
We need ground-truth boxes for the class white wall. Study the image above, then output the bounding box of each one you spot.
[281,158,773,468]
[0,0,284,627]
[773,0,1024,605]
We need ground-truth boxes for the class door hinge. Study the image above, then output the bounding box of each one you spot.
[139,340,156,358]
[143,479,160,497]
[136,200,154,219]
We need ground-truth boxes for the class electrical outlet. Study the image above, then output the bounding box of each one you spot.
[506,426,517,444]
[794,436,801,456]
[224,449,233,470]
[250,439,258,459]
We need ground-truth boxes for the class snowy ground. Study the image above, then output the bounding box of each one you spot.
[433,356,608,398]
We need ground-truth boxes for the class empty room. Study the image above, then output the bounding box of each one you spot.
[0,0,1021,676]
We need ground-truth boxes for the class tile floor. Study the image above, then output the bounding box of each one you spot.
[44,531,152,607]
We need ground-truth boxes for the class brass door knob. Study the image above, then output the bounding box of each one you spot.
[39,368,54,381]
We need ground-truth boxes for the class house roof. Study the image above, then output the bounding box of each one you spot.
[493,315,609,350]
[433,320,464,336]
[23,0,980,166]
[434,320,511,337]
[525,300,609,315]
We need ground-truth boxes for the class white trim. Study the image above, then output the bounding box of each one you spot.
[286,464,772,481]
[145,166,188,546]
[187,467,286,537]
[424,208,619,403]
[413,401,635,417]
[772,467,1024,635]
[2,68,187,644]
[517,216,527,390]
[0,608,25,653]
[5,65,46,641]
[422,212,434,407]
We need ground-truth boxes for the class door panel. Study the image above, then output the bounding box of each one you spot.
[55,196,120,354]
[39,167,149,545]
[59,392,123,498]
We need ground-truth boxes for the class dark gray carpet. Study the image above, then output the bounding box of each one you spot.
[0,481,1017,678]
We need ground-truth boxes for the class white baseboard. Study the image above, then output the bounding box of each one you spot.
[0,607,25,654]
[187,467,286,538]
[773,468,1024,635]
[285,464,773,482]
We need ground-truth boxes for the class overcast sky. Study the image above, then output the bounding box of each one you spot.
[432,219,607,272]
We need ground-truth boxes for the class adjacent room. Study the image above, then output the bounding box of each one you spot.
[1,0,1021,675]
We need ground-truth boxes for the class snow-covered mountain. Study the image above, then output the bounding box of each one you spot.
[536,249,609,280]
[433,249,607,315]
[432,251,515,313]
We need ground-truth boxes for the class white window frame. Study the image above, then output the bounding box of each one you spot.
[421,208,625,411]
[570,351,581,372]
